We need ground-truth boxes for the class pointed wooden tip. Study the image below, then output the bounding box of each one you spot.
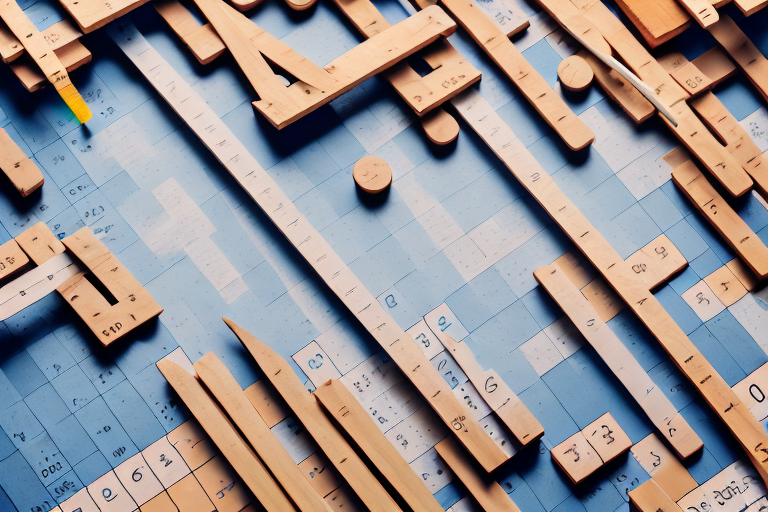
[441,334,459,350]
[157,358,185,379]
[223,317,257,345]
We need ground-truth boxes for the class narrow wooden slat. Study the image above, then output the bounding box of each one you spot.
[672,160,768,280]
[691,47,737,88]
[611,0,690,47]
[0,127,44,196]
[534,262,703,459]
[153,0,225,65]
[0,239,29,282]
[675,0,718,28]
[733,0,767,15]
[59,0,148,32]
[0,18,82,63]
[156,359,297,512]
[14,222,65,265]
[313,379,444,512]
[657,51,713,96]
[708,14,768,103]
[10,39,92,93]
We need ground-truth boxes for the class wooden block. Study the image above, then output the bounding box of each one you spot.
[551,431,603,484]
[672,160,768,280]
[624,234,688,290]
[439,335,544,446]
[726,257,759,291]
[534,263,703,459]
[243,380,290,428]
[629,479,683,512]
[703,265,748,307]
[140,492,178,512]
[582,412,632,464]
[167,474,215,512]
[611,0,690,47]
[435,437,522,511]
[0,127,44,197]
[194,352,334,512]
[631,434,698,501]
[422,109,460,146]
[153,0,226,65]
[60,0,149,32]
[658,52,714,96]
[675,0,718,28]
[194,455,252,512]
[708,14,768,103]
[59,227,163,345]
[156,359,296,512]
[689,92,768,196]
[0,239,29,282]
[441,0,595,151]
[734,0,767,15]
[580,277,623,322]
[314,379,444,512]
[557,55,593,92]
[691,47,737,88]
[353,156,392,194]
[10,39,93,93]
[15,222,65,265]
[297,452,343,498]
[168,420,218,470]
[226,319,405,512]
[0,18,82,63]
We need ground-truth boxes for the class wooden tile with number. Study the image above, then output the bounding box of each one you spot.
[142,436,191,488]
[631,434,698,501]
[114,453,164,506]
[703,265,749,307]
[733,364,768,422]
[88,470,138,512]
[624,235,687,290]
[15,222,65,265]
[551,431,603,484]
[582,412,632,464]
[193,455,252,512]
[657,51,713,96]
[297,452,343,498]
[168,420,218,471]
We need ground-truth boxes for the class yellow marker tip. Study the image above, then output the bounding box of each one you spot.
[58,84,92,124]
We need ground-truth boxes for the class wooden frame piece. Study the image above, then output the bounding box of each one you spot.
[708,14,768,103]
[153,0,225,65]
[611,0,690,48]
[225,319,404,512]
[672,160,768,280]
[440,335,544,446]
[534,262,703,459]
[0,127,44,196]
[194,353,334,512]
[156,359,296,512]
[314,379,444,512]
[435,437,522,511]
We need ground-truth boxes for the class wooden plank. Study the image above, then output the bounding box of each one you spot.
[550,431,603,484]
[112,25,509,473]
[153,0,225,65]
[628,479,683,512]
[313,379,444,512]
[439,0,595,151]
[435,437,522,511]
[534,262,703,459]
[582,412,632,464]
[0,18,82,63]
[708,14,768,104]
[156,359,296,512]
[439,335,544,446]
[672,160,768,280]
[10,40,92,93]
[734,0,767,15]
[14,221,65,265]
[194,352,334,512]
[675,0,718,28]
[59,0,148,32]
[228,320,404,511]
[0,0,91,123]
[658,51,714,96]
[689,91,768,196]
[0,127,44,197]
[610,0,690,47]
[0,239,28,282]
[691,47,737,88]
[631,434,698,501]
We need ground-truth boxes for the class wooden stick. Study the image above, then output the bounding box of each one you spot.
[153,0,225,65]
[439,335,544,446]
[0,18,82,63]
[435,437,522,511]
[112,24,509,473]
[672,160,768,280]
[194,353,334,512]
[10,40,92,93]
[59,0,148,32]
[675,0,718,27]
[611,0,690,47]
[0,0,91,123]
[450,88,768,483]
[313,379,444,512]
[438,0,595,151]
[708,14,768,103]
[14,222,65,265]
[225,319,404,512]
[0,127,44,197]
[156,359,297,512]
[534,262,703,459]
[628,479,683,512]
[691,47,737,88]
[0,239,29,282]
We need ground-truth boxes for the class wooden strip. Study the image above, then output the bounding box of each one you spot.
[675,0,718,28]
[727,257,758,291]
[689,91,768,196]
[628,479,683,512]
[0,18,82,63]
[534,262,703,459]
[658,51,714,97]
[691,47,737,88]
[10,39,92,93]
[439,0,595,151]
[631,434,698,501]
[624,234,688,291]
[59,0,148,32]
[153,0,225,65]
[672,160,768,280]
[610,0,690,47]
[580,50,655,124]
[435,437,522,511]
[112,24,509,473]
[156,359,296,512]
[708,14,768,104]
[0,127,44,196]
[14,221,65,265]
[550,431,603,484]
[450,89,768,483]
[734,0,767,15]
[439,335,544,446]
[582,412,632,464]
[194,353,334,512]
[226,319,403,512]
[313,379,444,512]
[0,0,91,123]
[0,239,28,282]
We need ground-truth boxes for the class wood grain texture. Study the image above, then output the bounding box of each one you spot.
[612,0,690,47]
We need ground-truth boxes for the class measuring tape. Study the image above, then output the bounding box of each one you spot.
[0,252,83,321]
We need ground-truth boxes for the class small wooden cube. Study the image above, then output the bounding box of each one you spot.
[583,412,632,464]
[551,431,603,484]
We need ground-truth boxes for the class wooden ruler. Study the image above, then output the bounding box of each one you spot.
[111,21,508,473]
[0,0,91,123]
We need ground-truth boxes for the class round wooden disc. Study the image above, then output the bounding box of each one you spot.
[423,109,460,145]
[557,55,594,92]
[353,156,393,194]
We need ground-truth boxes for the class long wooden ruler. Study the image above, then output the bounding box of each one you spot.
[109,22,508,473]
